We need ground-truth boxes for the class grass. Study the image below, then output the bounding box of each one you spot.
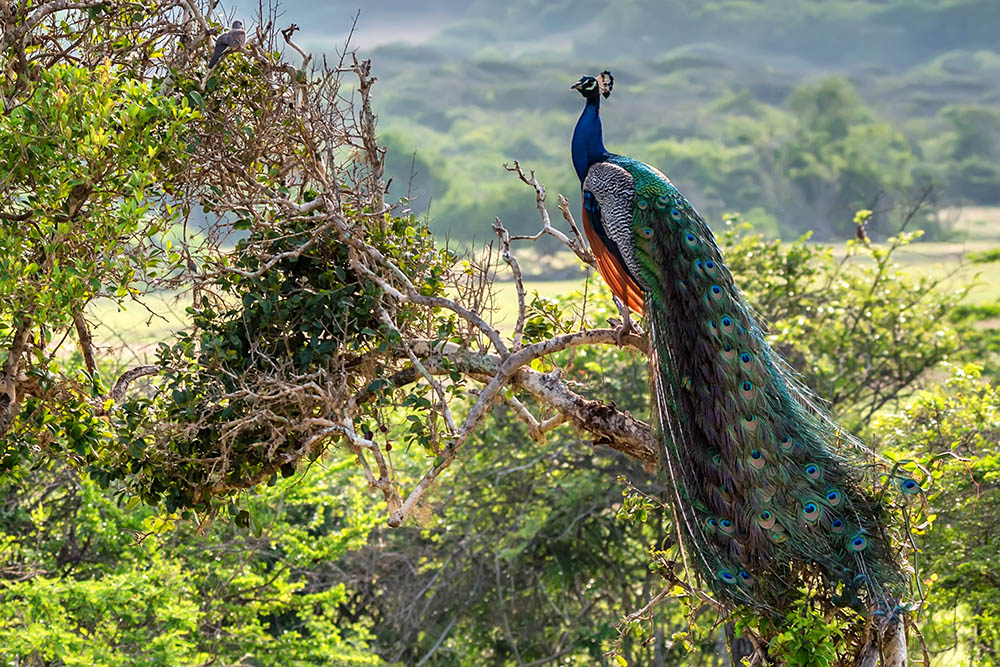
[488,274,603,330]
[88,291,190,366]
[85,207,1000,350]
[893,206,1000,305]
[487,207,1000,331]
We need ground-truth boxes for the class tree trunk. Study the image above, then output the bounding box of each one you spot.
[855,613,907,667]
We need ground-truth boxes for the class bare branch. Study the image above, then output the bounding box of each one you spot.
[377,305,456,435]
[492,216,527,351]
[855,613,907,667]
[0,316,32,436]
[347,246,509,357]
[279,23,311,70]
[3,0,108,47]
[556,193,590,258]
[384,329,653,526]
[110,365,161,403]
[504,161,595,269]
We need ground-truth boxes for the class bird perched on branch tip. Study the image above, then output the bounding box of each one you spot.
[209,20,246,69]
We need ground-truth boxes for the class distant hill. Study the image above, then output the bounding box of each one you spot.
[228,0,1000,240]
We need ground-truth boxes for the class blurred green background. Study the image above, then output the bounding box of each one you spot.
[226,0,1000,243]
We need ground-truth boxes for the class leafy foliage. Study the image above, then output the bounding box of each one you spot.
[100,217,383,512]
[0,62,198,470]
[0,459,380,665]
[719,217,970,431]
[875,364,1000,663]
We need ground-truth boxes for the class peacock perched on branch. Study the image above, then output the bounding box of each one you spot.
[569,70,914,619]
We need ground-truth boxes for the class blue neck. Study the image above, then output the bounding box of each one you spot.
[572,97,609,183]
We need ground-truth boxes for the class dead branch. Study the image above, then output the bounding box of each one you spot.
[505,161,595,269]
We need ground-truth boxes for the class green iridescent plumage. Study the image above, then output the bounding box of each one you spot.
[616,153,903,611]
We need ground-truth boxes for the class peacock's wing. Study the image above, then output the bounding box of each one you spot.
[581,162,645,314]
[606,154,900,611]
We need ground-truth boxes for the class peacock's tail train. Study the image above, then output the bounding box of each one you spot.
[632,156,903,612]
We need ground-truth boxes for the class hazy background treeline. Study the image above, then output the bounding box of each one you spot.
[242,0,1000,241]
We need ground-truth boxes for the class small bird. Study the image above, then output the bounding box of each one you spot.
[208,20,246,69]
[570,70,909,615]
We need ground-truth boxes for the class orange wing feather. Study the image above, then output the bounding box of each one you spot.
[581,206,644,315]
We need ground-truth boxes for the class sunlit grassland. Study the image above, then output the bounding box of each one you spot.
[488,273,606,332]
[488,206,1000,328]
[84,208,1000,357]
[496,244,998,308]
[88,291,190,366]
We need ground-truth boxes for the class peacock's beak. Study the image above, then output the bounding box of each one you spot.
[570,80,584,91]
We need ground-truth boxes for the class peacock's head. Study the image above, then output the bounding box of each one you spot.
[571,70,614,101]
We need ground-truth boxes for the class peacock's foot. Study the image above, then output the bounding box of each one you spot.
[607,316,635,348]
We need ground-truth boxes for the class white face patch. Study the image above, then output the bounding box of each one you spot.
[597,71,614,97]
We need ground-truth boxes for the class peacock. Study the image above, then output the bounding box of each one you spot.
[570,70,911,617]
